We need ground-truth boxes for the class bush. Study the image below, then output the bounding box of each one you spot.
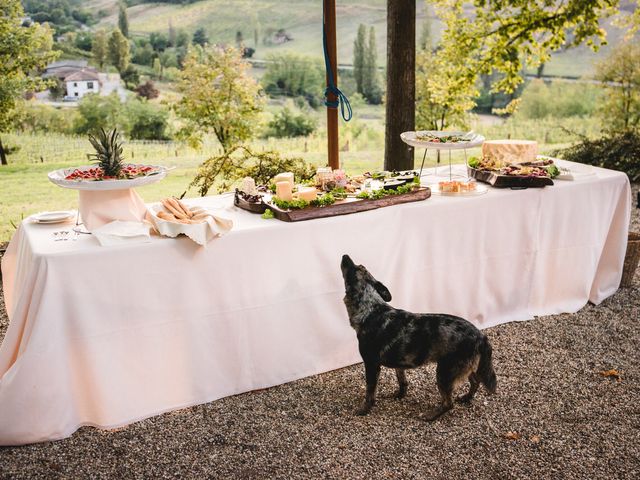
[124,100,170,140]
[15,103,78,135]
[262,53,324,107]
[264,105,317,138]
[135,80,159,99]
[555,130,640,181]
[73,93,123,135]
[514,79,600,120]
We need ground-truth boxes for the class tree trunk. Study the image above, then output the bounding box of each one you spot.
[0,136,7,166]
[384,0,415,171]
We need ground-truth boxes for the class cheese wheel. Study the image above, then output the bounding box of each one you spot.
[482,140,538,164]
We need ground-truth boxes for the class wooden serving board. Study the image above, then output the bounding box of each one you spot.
[234,191,268,214]
[262,187,431,222]
[467,167,554,188]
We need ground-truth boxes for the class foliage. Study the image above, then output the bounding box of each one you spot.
[175,46,264,152]
[514,80,600,120]
[73,93,123,135]
[121,65,140,89]
[415,47,476,130]
[555,130,640,181]
[123,100,170,140]
[419,11,432,51]
[22,0,95,35]
[262,53,324,107]
[135,80,160,99]
[150,32,169,52]
[189,145,315,196]
[432,0,617,96]
[87,128,124,178]
[118,2,129,38]
[353,25,366,96]
[92,29,109,69]
[75,31,93,52]
[48,78,66,101]
[13,103,77,134]
[192,28,209,47]
[595,40,640,132]
[0,0,58,164]
[132,42,155,66]
[363,26,382,104]
[264,104,317,138]
[108,29,131,73]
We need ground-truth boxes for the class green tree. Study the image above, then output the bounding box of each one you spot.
[0,0,58,165]
[353,24,367,95]
[118,2,129,38]
[419,12,432,51]
[595,41,640,132]
[92,29,108,69]
[108,29,131,73]
[363,26,381,104]
[168,20,176,47]
[175,29,190,48]
[262,53,324,107]
[124,99,170,140]
[153,57,163,80]
[73,93,123,135]
[174,46,264,152]
[192,28,208,47]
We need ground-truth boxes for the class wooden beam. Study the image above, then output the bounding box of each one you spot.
[324,0,339,170]
[384,0,416,171]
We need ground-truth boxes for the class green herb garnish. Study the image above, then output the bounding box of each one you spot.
[261,209,275,219]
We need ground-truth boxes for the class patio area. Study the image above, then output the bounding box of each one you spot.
[0,185,637,479]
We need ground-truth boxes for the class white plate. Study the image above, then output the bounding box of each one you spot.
[48,165,168,191]
[401,131,485,150]
[430,184,488,196]
[32,211,75,224]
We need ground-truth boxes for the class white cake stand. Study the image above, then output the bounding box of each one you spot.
[400,131,485,181]
[48,165,168,232]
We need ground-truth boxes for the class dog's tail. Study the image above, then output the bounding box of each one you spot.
[477,336,497,394]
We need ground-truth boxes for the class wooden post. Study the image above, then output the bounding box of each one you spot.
[384,0,416,171]
[324,0,339,170]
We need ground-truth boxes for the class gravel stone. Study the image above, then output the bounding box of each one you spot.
[0,184,639,479]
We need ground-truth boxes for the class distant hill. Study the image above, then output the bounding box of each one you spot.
[87,0,632,78]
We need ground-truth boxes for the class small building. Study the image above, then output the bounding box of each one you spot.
[64,70,101,99]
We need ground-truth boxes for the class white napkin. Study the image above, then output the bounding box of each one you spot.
[147,207,233,246]
[92,221,152,247]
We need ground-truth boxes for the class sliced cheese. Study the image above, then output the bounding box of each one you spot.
[482,140,538,164]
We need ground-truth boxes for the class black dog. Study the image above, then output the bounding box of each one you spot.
[341,255,497,420]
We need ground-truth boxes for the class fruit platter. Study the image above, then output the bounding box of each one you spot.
[234,169,430,222]
[400,130,485,150]
[48,129,168,191]
[467,156,560,188]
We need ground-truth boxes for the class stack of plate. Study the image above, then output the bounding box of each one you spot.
[31,211,75,224]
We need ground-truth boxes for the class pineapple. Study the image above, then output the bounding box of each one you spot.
[87,128,124,179]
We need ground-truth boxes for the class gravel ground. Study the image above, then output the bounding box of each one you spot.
[0,185,639,480]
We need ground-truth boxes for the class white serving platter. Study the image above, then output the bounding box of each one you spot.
[48,165,168,191]
[400,130,485,150]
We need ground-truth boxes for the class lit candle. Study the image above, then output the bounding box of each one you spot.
[275,181,293,201]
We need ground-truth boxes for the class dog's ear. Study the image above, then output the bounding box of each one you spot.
[372,280,392,302]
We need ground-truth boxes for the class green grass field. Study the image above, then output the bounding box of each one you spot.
[89,0,630,78]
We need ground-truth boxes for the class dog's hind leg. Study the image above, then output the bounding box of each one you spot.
[425,358,470,421]
[456,372,480,404]
[357,362,381,416]
[394,369,408,399]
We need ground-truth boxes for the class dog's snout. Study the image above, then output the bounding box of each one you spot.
[341,255,355,270]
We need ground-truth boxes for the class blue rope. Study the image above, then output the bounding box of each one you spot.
[323,10,352,122]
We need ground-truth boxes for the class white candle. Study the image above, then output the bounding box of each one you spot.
[273,172,294,188]
[275,181,293,201]
[293,187,318,202]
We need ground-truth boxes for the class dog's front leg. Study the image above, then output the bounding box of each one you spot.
[357,362,380,416]
[394,369,408,399]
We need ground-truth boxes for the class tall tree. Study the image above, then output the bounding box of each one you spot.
[353,24,367,95]
[108,29,131,73]
[92,29,108,69]
[174,46,265,152]
[419,12,432,51]
[192,28,209,47]
[384,0,415,171]
[363,26,381,104]
[118,2,129,38]
[0,0,57,165]
[168,20,176,47]
[596,41,640,132]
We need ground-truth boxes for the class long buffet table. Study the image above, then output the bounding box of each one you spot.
[0,160,631,445]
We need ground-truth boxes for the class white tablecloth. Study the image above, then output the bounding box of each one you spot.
[0,161,631,445]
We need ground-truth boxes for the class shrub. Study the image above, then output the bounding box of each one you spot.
[264,105,317,138]
[514,79,600,120]
[554,130,640,181]
[15,103,78,135]
[135,80,159,99]
[124,99,170,140]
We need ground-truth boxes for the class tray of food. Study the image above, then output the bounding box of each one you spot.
[400,130,485,150]
[234,170,430,222]
[431,180,488,196]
